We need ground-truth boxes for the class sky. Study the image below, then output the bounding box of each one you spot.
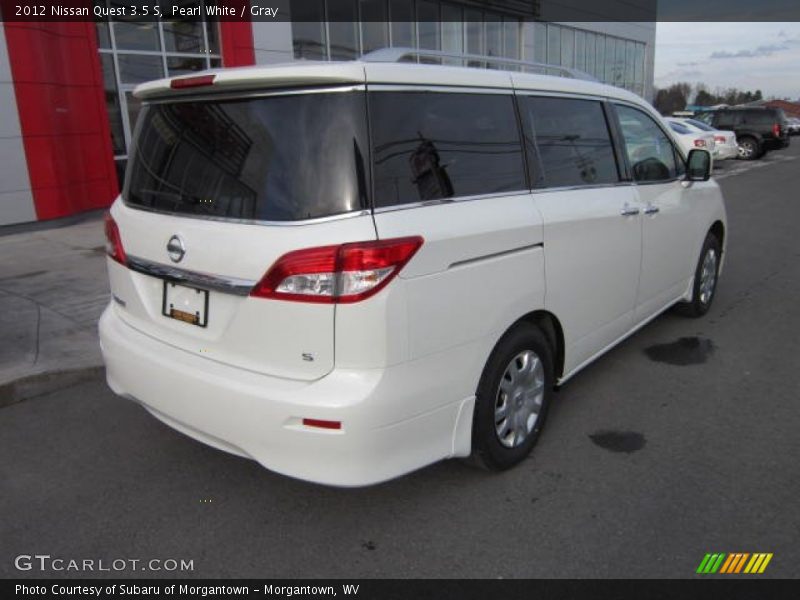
[654,22,800,100]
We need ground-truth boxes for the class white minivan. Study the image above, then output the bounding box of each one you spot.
[99,49,727,486]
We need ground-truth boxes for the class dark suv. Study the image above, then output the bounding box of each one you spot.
[696,107,790,160]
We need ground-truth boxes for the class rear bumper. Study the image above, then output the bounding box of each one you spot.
[715,145,738,160]
[99,305,473,487]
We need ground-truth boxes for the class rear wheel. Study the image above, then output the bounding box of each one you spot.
[737,136,761,160]
[676,233,721,318]
[470,323,554,471]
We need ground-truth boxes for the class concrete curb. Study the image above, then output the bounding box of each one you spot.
[0,365,105,408]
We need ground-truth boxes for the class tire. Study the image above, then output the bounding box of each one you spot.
[737,136,760,160]
[470,323,554,471]
[676,233,721,318]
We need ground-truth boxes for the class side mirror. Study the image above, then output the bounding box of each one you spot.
[686,149,711,181]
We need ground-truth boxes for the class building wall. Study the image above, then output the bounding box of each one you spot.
[0,25,37,225]
[2,22,119,225]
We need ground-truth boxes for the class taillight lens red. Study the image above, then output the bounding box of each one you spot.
[694,139,707,147]
[104,213,127,265]
[714,135,726,143]
[170,74,216,89]
[250,237,424,303]
[772,123,781,136]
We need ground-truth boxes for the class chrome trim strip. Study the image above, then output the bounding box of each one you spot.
[122,203,372,227]
[449,243,544,269]
[127,255,256,296]
[372,190,530,215]
[512,89,611,102]
[367,83,513,94]
[532,181,635,193]
[145,84,366,105]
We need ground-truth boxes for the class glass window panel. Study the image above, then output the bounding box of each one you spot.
[117,54,165,84]
[547,24,560,66]
[206,19,220,54]
[534,22,547,62]
[524,97,619,188]
[125,91,143,134]
[615,38,626,85]
[167,56,207,76]
[594,34,604,79]
[465,10,484,65]
[360,1,388,54]
[163,20,204,54]
[361,22,389,55]
[503,18,519,60]
[100,54,125,156]
[328,0,358,59]
[616,104,677,182]
[522,20,534,61]
[292,0,327,60]
[441,6,463,64]
[417,1,440,52]
[560,27,574,68]
[95,17,110,49]
[574,30,585,72]
[390,0,415,47]
[634,43,645,87]
[604,37,615,83]
[126,93,371,221]
[210,58,222,68]
[625,40,635,88]
[112,21,161,51]
[370,92,526,207]
[485,18,501,67]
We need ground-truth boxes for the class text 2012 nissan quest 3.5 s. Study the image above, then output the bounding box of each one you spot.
[99,49,727,486]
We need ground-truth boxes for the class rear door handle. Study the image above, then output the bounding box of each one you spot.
[620,205,640,216]
[643,205,660,215]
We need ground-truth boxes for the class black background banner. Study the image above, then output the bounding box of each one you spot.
[1,0,800,23]
[5,579,800,600]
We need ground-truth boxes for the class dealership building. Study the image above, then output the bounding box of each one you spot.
[0,1,655,226]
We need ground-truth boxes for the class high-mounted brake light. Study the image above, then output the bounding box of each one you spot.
[694,139,707,147]
[170,74,216,89]
[104,213,127,265]
[250,237,424,304]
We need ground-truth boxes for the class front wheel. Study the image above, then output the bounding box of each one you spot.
[676,233,721,318]
[470,323,554,471]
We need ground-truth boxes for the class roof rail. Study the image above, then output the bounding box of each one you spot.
[360,47,597,82]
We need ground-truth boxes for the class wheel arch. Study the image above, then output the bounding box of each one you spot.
[515,310,566,381]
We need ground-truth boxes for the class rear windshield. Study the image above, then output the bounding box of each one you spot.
[124,92,370,221]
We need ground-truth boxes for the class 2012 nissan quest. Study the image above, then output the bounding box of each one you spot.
[99,50,727,486]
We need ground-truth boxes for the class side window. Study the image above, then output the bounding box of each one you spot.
[615,105,678,182]
[369,92,526,208]
[523,96,619,189]
[715,111,738,128]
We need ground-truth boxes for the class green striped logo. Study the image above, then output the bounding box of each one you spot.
[697,553,773,574]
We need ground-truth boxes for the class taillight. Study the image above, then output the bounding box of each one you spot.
[170,74,215,89]
[250,237,424,303]
[714,135,726,143]
[694,139,707,147]
[772,123,781,137]
[103,213,127,265]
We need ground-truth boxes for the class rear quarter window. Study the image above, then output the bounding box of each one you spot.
[368,91,526,208]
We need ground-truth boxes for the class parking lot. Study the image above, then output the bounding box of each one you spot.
[1,143,798,579]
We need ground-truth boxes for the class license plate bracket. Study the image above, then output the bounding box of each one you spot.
[161,280,209,328]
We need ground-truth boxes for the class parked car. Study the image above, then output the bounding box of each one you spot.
[666,119,716,164]
[673,117,739,161]
[99,49,728,486]
[695,107,790,160]
[787,117,800,135]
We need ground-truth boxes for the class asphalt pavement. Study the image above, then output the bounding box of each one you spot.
[1,144,799,579]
